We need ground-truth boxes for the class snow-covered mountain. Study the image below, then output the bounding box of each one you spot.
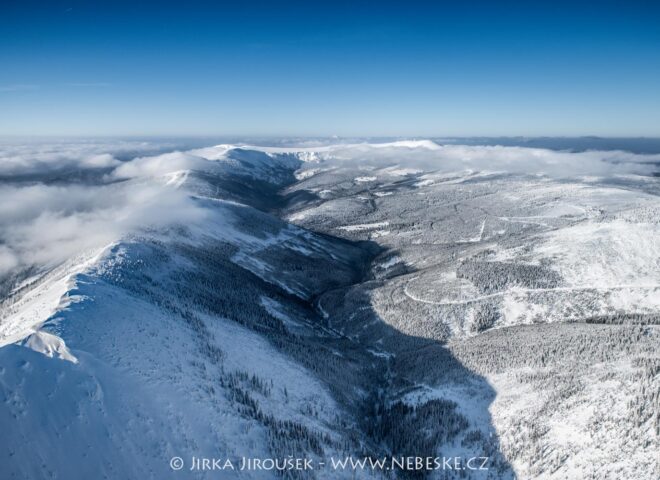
[0,140,658,479]
[1,144,379,479]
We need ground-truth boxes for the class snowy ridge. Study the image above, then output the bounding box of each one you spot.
[0,245,112,348]
[0,208,371,479]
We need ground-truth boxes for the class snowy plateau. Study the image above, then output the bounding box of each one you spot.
[0,139,658,479]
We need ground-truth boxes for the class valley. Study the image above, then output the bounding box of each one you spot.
[0,140,658,479]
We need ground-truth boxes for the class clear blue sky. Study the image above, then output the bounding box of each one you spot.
[1,0,659,136]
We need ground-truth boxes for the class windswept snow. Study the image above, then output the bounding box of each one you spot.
[23,330,78,363]
[0,246,111,347]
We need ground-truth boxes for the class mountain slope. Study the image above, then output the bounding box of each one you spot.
[0,146,383,479]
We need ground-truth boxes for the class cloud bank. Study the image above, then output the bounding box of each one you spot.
[112,151,213,179]
[0,182,206,278]
[293,141,660,177]
[0,140,182,178]
[0,140,209,279]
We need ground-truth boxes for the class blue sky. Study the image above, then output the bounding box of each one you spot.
[1,0,659,136]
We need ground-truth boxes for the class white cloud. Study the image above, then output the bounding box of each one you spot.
[0,140,177,178]
[0,182,206,278]
[112,151,212,179]
[0,139,223,278]
[296,141,660,177]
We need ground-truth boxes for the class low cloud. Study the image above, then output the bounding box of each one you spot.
[0,139,212,279]
[0,140,179,179]
[0,182,206,278]
[112,151,214,179]
[306,141,660,177]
